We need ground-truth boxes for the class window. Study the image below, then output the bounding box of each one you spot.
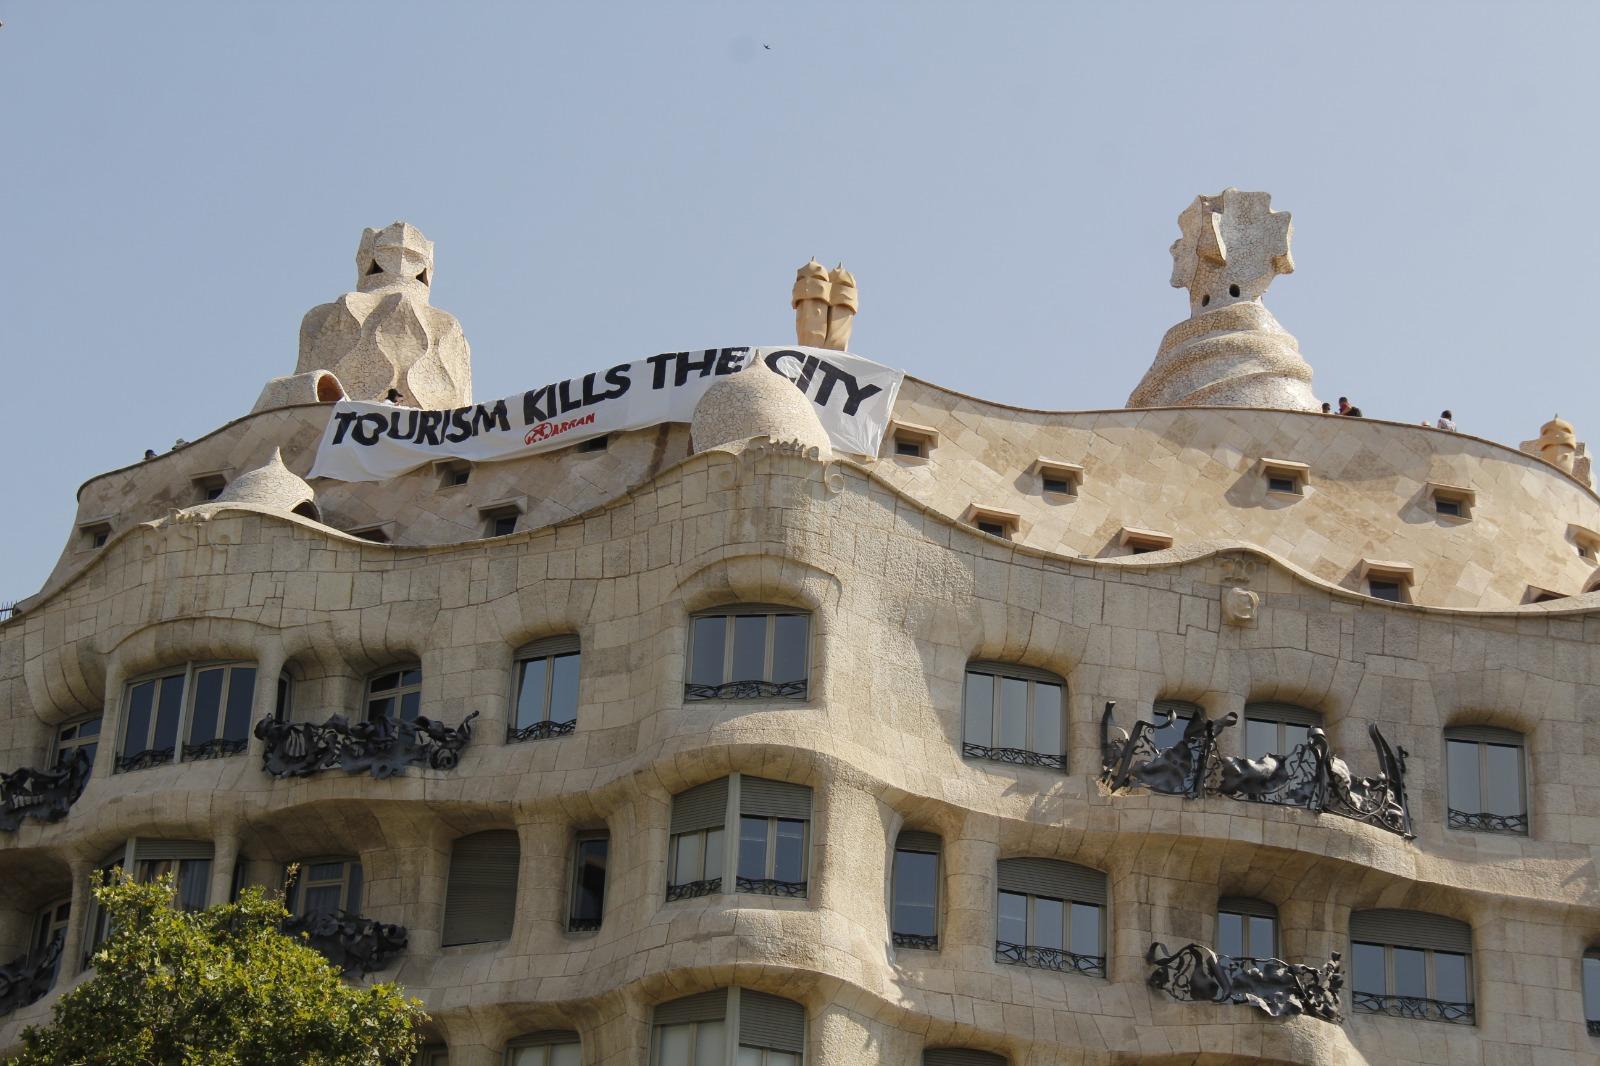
[1217,897,1278,962]
[286,859,363,918]
[29,897,70,994]
[1571,525,1600,562]
[506,1032,581,1066]
[995,858,1106,978]
[924,1051,1007,1066]
[892,831,941,949]
[1360,560,1414,603]
[1527,586,1567,604]
[191,472,228,502]
[53,716,101,768]
[183,663,256,760]
[1350,909,1474,1024]
[1033,458,1082,498]
[668,779,728,900]
[366,666,422,722]
[418,1047,450,1066]
[1148,699,1200,752]
[1241,702,1320,760]
[441,829,520,947]
[275,671,293,722]
[736,778,811,897]
[436,459,471,489]
[962,662,1065,770]
[480,500,524,538]
[1119,526,1174,554]
[569,834,608,932]
[887,421,938,461]
[1259,458,1309,496]
[511,635,580,742]
[1428,483,1474,520]
[686,607,809,700]
[965,505,1021,541]
[651,988,804,1066]
[349,524,392,543]
[78,520,112,550]
[117,672,186,772]
[1584,950,1600,1036]
[575,434,609,453]
[1444,726,1527,833]
[85,839,215,954]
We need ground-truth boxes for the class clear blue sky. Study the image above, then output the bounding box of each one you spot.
[4,1,1596,598]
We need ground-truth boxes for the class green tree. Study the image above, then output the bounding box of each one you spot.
[6,872,424,1065]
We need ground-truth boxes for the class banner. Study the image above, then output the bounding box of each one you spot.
[306,346,904,483]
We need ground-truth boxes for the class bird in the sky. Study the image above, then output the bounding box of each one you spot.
[763,43,771,50]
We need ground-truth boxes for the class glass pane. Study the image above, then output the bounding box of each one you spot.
[304,884,342,914]
[1070,903,1101,958]
[1352,942,1386,993]
[550,653,581,723]
[510,1049,544,1066]
[1245,718,1277,759]
[703,828,723,882]
[963,673,994,746]
[550,1046,581,1066]
[771,615,808,685]
[1434,951,1469,1003]
[738,817,769,880]
[774,819,805,883]
[347,863,362,913]
[307,861,345,881]
[1217,912,1243,958]
[399,691,420,721]
[1584,956,1600,1021]
[736,1050,763,1066]
[1393,947,1427,998]
[1484,743,1523,816]
[1248,916,1276,958]
[1150,711,1188,751]
[731,615,768,682]
[153,677,184,753]
[123,681,155,755]
[1034,896,1064,950]
[574,838,608,921]
[689,617,726,686]
[892,851,938,936]
[177,860,211,911]
[998,678,1028,749]
[370,671,398,693]
[997,891,1027,945]
[692,1021,725,1066]
[400,667,422,687]
[189,668,224,744]
[1283,723,1310,753]
[1447,740,1481,813]
[1032,682,1063,756]
[515,658,548,727]
[367,695,394,722]
[275,676,292,720]
[78,719,101,738]
[657,1024,691,1066]
[223,667,256,742]
[765,1054,798,1066]
[672,833,702,884]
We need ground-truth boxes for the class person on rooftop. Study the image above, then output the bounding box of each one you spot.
[1436,409,1456,431]
[381,388,404,406]
[1320,402,1332,414]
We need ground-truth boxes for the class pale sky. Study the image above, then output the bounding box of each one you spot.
[3,1,1596,598]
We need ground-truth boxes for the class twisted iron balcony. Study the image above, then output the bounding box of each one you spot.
[282,910,407,975]
[507,718,577,744]
[665,877,722,902]
[254,709,479,779]
[1146,941,1344,1022]
[1,749,92,832]
[684,680,807,701]
[1447,808,1528,834]
[994,940,1105,978]
[181,736,248,761]
[735,876,807,898]
[114,747,174,774]
[0,933,63,1016]
[567,916,603,933]
[963,743,1066,771]
[892,932,939,950]
[1351,990,1474,1024]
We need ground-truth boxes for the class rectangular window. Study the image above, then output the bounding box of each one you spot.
[1584,952,1600,1030]
[117,673,186,773]
[511,637,581,742]
[736,777,811,897]
[962,664,1065,769]
[1445,730,1527,833]
[287,859,362,917]
[685,609,810,700]
[891,847,939,947]
[1349,910,1475,1024]
[54,717,101,768]
[994,858,1107,977]
[366,666,422,722]
[183,663,256,761]
[509,1043,582,1066]
[1241,705,1319,760]
[569,835,608,931]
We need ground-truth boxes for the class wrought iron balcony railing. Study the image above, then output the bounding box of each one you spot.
[1588,1018,1600,1036]
[254,710,479,779]
[1446,808,1528,834]
[567,916,602,933]
[963,743,1066,771]
[181,736,249,761]
[665,877,722,902]
[507,718,577,744]
[1100,702,1414,838]
[114,747,174,774]
[1351,990,1474,1024]
[0,933,63,1016]
[684,680,807,701]
[282,910,407,975]
[892,932,939,950]
[1146,941,1344,1022]
[994,940,1105,978]
[735,876,807,898]
[1,749,92,832]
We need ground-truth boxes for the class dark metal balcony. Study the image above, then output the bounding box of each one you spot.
[1351,990,1474,1024]
[181,736,248,761]
[665,877,722,902]
[507,718,577,744]
[254,710,479,779]
[1,749,92,832]
[0,933,63,1016]
[566,916,602,933]
[114,747,174,774]
[282,910,407,975]
[1100,701,1415,838]
[1146,941,1343,1022]
[684,680,807,701]
[1447,808,1528,834]
[735,876,807,898]
[963,743,1066,771]
[892,932,939,950]
[994,940,1105,978]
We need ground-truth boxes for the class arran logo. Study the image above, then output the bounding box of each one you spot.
[525,411,596,445]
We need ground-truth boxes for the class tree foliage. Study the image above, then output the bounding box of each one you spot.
[5,872,425,1066]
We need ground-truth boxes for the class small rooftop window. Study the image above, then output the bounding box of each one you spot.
[888,420,939,461]
[965,505,1021,541]
[1258,458,1309,497]
[1428,483,1475,521]
[1119,526,1174,555]
[78,519,113,551]
[478,498,526,539]
[1526,586,1567,604]
[191,472,228,503]
[348,524,392,544]
[575,435,609,453]
[1569,525,1600,562]
[1359,560,1415,603]
[1033,457,1083,497]
[434,459,471,489]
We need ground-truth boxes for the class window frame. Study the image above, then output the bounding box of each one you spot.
[736,815,809,896]
[1216,897,1279,962]
[510,635,581,742]
[961,661,1067,770]
[995,889,1105,978]
[1240,702,1322,760]
[365,665,423,722]
[650,988,805,1066]
[1584,949,1600,1036]
[568,832,609,932]
[285,857,364,919]
[180,661,258,761]
[52,716,102,768]
[1443,726,1528,834]
[1350,941,1474,1020]
[115,669,189,773]
[891,832,941,950]
[684,606,811,701]
[503,1032,582,1065]
[1348,910,1475,1024]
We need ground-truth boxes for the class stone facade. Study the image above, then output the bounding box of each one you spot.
[5,218,1600,1066]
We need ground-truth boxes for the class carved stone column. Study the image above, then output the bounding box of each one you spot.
[60,859,92,978]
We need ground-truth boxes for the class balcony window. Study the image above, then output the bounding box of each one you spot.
[506,1032,582,1066]
[994,858,1106,978]
[568,834,608,932]
[53,716,100,768]
[1445,726,1527,833]
[27,896,70,995]
[87,839,214,961]
[667,778,728,900]
[1217,897,1278,962]
[117,672,186,772]
[511,635,580,742]
[891,831,941,950]
[651,988,804,1066]
[1241,702,1321,760]
[286,859,363,918]
[366,666,421,722]
[736,778,811,898]
[962,662,1065,771]
[686,607,809,701]
[441,830,520,947]
[1350,909,1474,1024]
[1584,950,1600,1037]
[1148,699,1201,752]
[183,663,256,761]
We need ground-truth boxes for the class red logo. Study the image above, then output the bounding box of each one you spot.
[524,411,597,446]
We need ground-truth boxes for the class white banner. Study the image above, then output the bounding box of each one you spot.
[307,346,904,483]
